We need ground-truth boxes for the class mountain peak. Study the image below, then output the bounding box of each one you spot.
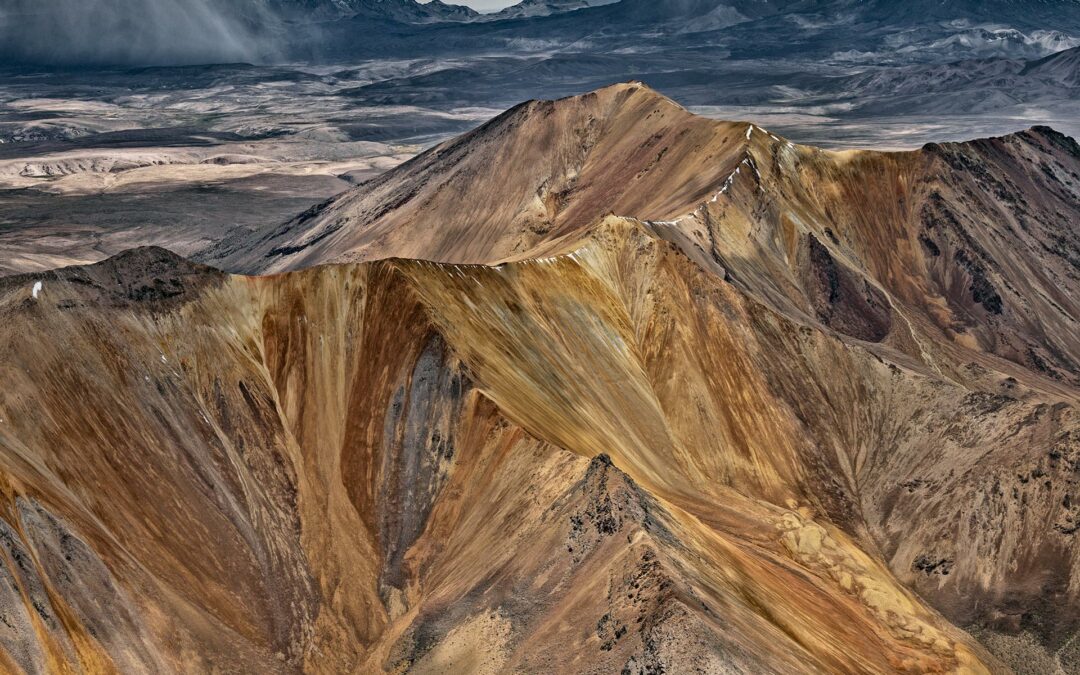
[522,81,685,118]
[575,79,667,100]
[204,82,750,272]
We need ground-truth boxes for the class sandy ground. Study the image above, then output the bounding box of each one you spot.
[0,63,505,274]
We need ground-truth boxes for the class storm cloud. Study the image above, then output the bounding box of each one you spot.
[0,0,285,66]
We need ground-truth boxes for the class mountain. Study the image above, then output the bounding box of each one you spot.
[0,239,1010,673]
[3,0,1077,66]
[819,45,1080,117]
[1,83,1078,672]
[214,83,1080,389]
[1023,45,1080,86]
[339,0,480,22]
[494,0,1080,30]
[208,84,754,267]
[486,0,621,19]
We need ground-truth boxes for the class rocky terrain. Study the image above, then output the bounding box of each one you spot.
[0,82,1077,672]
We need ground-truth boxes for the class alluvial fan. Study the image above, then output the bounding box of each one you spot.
[2,83,1079,673]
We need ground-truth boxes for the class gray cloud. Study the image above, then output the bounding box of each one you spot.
[0,0,284,66]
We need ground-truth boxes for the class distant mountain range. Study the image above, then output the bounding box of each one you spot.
[325,0,1080,28]
[483,0,620,20]
[1,0,1077,147]
[293,0,1079,130]
[3,0,1079,65]
[304,0,1080,62]
[308,0,481,22]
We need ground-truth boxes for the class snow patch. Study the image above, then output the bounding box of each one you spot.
[31,281,42,299]
[746,155,762,184]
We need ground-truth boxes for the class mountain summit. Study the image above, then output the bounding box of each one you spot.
[212,83,1080,389]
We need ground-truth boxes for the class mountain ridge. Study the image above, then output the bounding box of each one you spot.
[1,82,1079,672]
[0,214,1019,672]
[206,84,1080,388]
[5,0,1079,65]
[3,196,1075,670]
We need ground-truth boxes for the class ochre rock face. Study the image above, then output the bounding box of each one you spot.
[1,83,1079,673]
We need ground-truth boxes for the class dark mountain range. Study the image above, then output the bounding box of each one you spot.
[808,45,1080,117]
[1024,45,1080,86]
[481,0,1080,31]
[2,0,1078,66]
[485,0,620,20]
[294,0,1079,67]
[328,0,479,22]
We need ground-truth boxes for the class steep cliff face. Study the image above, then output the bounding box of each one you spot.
[2,83,1079,673]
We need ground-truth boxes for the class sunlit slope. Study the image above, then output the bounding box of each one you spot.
[213,83,1080,394]
[403,217,1080,667]
[0,234,1032,672]
[3,81,1080,673]
[208,83,751,271]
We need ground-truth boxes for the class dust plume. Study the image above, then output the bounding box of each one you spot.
[0,0,287,66]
